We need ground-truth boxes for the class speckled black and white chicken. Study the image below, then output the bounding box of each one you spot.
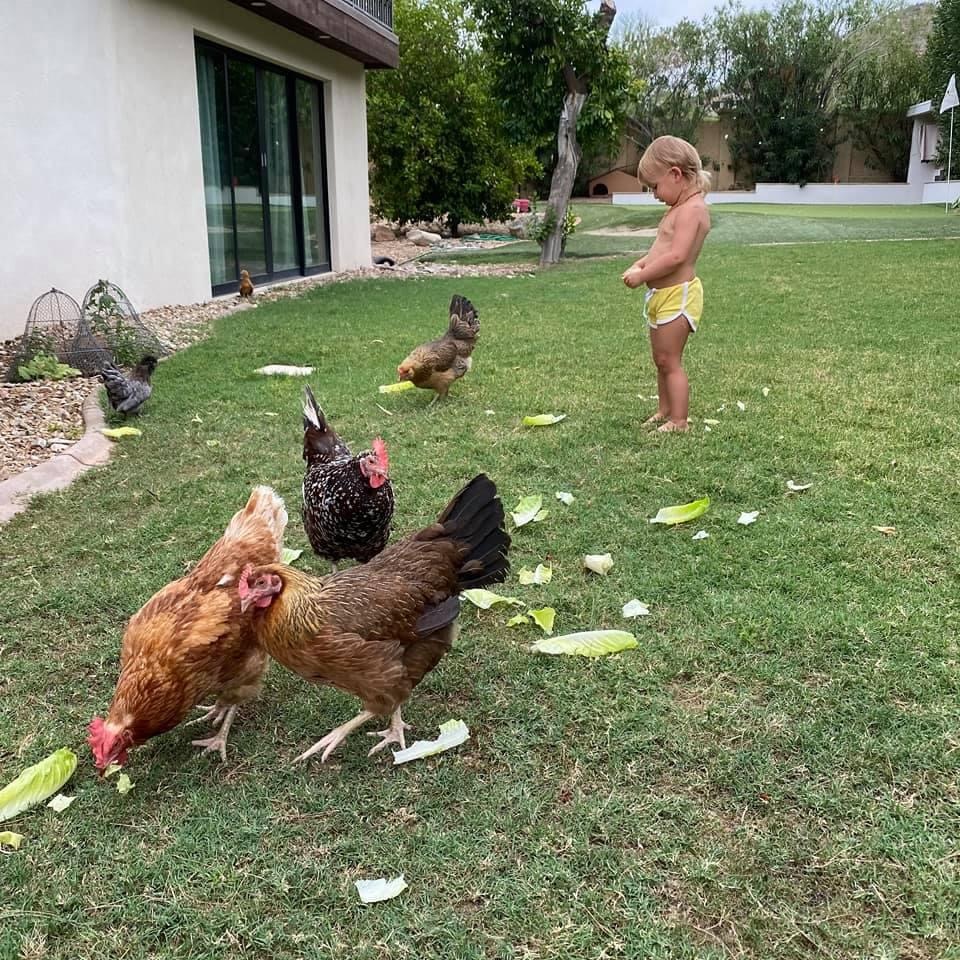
[301,386,395,572]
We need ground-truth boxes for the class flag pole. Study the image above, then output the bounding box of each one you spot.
[942,74,959,212]
[947,107,954,213]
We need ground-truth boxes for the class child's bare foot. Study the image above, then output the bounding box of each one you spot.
[643,411,669,427]
[657,420,689,433]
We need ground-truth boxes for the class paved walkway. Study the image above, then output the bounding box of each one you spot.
[0,387,113,524]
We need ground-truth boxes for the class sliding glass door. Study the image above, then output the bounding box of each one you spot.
[195,42,331,295]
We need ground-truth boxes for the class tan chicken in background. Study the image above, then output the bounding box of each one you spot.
[239,269,255,299]
[396,294,479,401]
[238,474,510,763]
[88,486,287,771]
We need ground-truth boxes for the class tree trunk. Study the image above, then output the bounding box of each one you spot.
[539,90,587,266]
[538,0,616,267]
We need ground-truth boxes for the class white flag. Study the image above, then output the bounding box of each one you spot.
[941,74,959,114]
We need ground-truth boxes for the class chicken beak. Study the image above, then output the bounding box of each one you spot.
[239,595,254,613]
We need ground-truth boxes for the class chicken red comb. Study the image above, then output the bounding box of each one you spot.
[88,716,107,762]
[238,563,253,599]
[372,437,388,472]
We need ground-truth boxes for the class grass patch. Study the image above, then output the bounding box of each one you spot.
[1,212,959,958]
[440,201,960,264]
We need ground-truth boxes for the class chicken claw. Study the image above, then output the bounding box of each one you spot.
[190,704,238,762]
[295,710,376,764]
[367,709,410,756]
[186,703,231,728]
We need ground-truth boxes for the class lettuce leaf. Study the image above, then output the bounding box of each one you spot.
[281,548,303,565]
[648,497,710,526]
[392,720,470,765]
[378,381,415,394]
[584,553,614,575]
[622,599,650,618]
[522,414,566,427]
[511,495,545,528]
[528,608,556,634]
[461,589,524,609]
[355,874,408,903]
[0,831,24,849]
[518,564,552,585]
[0,749,78,823]
[532,630,638,658]
[100,427,142,439]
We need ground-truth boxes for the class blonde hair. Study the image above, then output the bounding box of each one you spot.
[638,136,711,195]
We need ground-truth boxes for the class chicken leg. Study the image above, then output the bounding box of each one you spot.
[295,709,376,764]
[367,708,410,756]
[189,702,239,762]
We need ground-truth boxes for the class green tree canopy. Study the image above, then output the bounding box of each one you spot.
[472,0,632,263]
[925,0,960,170]
[712,0,880,185]
[616,16,721,151]
[366,0,537,233]
[839,8,928,181]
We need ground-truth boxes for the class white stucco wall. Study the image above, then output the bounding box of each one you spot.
[615,183,925,205]
[0,0,371,342]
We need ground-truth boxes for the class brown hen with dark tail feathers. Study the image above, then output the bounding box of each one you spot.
[241,475,509,756]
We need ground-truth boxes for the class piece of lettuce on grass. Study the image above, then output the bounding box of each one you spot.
[0,749,78,823]
[532,630,638,658]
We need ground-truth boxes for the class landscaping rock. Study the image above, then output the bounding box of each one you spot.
[371,223,396,242]
[407,228,443,246]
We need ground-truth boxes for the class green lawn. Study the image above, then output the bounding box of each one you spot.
[443,200,960,262]
[1,206,959,959]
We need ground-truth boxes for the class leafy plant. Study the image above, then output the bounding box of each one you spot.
[17,353,81,382]
[528,205,578,248]
[83,279,141,366]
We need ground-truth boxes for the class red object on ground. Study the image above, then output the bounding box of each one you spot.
[512,198,531,213]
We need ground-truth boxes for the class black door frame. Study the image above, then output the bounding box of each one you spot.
[196,39,332,296]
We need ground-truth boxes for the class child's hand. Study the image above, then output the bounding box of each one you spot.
[622,267,643,289]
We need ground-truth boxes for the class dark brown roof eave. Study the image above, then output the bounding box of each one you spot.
[227,0,399,70]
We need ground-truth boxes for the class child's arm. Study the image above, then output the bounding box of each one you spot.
[623,208,701,288]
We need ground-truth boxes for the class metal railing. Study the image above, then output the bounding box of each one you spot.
[343,0,393,30]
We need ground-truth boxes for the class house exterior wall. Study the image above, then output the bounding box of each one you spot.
[907,116,942,187]
[0,0,371,342]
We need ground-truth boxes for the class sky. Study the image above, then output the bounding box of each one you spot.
[597,0,767,27]
[599,0,928,29]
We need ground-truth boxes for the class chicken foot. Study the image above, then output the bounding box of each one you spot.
[187,702,238,762]
[367,708,410,756]
[295,709,377,764]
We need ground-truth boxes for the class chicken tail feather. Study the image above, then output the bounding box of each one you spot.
[223,486,288,553]
[436,474,510,591]
[446,294,480,344]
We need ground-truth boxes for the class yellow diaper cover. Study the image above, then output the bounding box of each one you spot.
[643,277,703,332]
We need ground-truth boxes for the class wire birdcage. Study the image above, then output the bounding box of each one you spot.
[74,279,169,374]
[5,288,84,382]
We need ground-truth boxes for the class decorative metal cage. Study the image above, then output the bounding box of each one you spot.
[74,280,169,375]
[5,288,84,382]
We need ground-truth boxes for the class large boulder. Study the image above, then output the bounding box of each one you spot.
[370,223,396,242]
[407,228,443,247]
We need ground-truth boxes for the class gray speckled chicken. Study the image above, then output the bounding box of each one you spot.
[301,386,394,572]
[100,355,157,415]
